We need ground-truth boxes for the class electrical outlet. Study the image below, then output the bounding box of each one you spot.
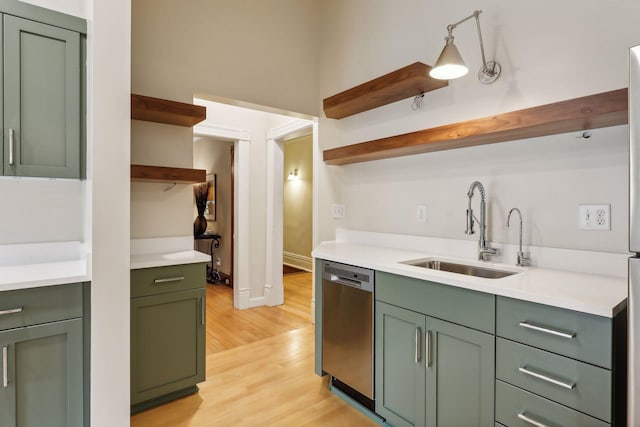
[579,204,610,230]
[332,204,346,219]
[416,205,427,223]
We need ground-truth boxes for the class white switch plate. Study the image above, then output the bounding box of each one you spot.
[578,204,610,230]
[416,205,427,223]
[332,204,346,219]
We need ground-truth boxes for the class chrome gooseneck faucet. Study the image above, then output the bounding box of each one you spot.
[465,181,499,260]
[507,208,531,267]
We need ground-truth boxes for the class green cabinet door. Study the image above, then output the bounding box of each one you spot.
[3,15,81,178]
[425,316,495,427]
[131,288,206,406]
[0,318,83,427]
[375,301,426,427]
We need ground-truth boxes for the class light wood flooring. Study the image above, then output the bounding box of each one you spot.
[131,272,377,426]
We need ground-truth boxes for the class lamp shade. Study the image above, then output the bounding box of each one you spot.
[429,37,469,80]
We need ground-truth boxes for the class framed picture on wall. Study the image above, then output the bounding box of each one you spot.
[204,173,216,221]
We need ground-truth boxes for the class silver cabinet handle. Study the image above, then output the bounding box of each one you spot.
[154,276,184,284]
[425,330,432,367]
[8,129,14,165]
[519,366,576,390]
[0,307,23,316]
[201,297,205,326]
[414,327,421,364]
[517,411,549,427]
[2,346,7,388]
[519,321,576,339]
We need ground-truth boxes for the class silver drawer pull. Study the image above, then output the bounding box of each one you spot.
[2,346,7,388]
[425,330,432,367]
[201,297,205,326]
[519,366,576,390]
[154,276,184,284]
[0,307,23,316]
[517,411,549,427]
[414,327,421,364]
[8,128,14,165]
[519,321,576,339]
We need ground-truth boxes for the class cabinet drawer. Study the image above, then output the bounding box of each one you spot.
[496,380,608,427]
[496,296,612,368]
[375,272,495,333]
[496,338,611,422]
[0,283,83,331]
[131,263,206,298]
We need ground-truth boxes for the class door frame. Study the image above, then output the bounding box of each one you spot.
[264,118,315,306]
[194,123,251,309]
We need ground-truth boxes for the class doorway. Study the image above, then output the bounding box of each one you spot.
[193,97,317,311]
[193,135,235,287]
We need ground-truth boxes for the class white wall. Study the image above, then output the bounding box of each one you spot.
[195,99,297,301]
[87,0,131,425]
[317,0,640,253]
[0,178,84,244]
[132,0,320,116]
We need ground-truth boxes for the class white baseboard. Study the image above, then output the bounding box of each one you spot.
[283,251,312,272]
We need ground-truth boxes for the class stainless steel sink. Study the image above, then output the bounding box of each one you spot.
[403,259,517,279]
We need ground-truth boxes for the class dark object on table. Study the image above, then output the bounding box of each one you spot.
[193,182,210,236]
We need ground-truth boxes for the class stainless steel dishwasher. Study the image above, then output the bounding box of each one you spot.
[322,261,374,408]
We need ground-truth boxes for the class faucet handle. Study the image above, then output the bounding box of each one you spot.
[480,246,499,261]
[465,209,475,235]
[517,251,531,267]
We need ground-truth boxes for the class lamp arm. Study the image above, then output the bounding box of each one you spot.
[448,10,481,31]
[447,10,491,72]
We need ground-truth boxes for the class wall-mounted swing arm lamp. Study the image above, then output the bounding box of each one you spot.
[429,10,501,84]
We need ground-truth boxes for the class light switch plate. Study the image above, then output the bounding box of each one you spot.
[416,205,427,223]
[578,204,610,230]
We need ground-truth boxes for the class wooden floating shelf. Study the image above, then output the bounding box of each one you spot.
[323,88,629,165]
[131,164,206,184]
[131,94,206,127]
[323,62,448,119]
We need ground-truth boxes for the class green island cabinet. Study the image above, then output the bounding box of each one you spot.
[0,0,86,179]
[375,272,495,427]
[0,282,88,427]
[130,263,207,413]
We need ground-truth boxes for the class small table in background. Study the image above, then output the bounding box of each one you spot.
[194,232,222,284]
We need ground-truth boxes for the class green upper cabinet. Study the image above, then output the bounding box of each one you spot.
[3,14,82,179]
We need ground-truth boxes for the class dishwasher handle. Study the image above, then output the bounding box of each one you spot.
[329,274,366,289]
[322,261,374,292]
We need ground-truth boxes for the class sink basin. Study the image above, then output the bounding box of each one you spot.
[402,259,517,279]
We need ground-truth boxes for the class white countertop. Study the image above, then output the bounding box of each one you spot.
[0,241,90,292]
[130,250,210,270]
[313,241,627,318]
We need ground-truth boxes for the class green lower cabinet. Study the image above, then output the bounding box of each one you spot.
[131,288,206,409]
[376,301,495,427]
[425,317,495,427]
[376,301,426,427]
[0,318,83,427]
